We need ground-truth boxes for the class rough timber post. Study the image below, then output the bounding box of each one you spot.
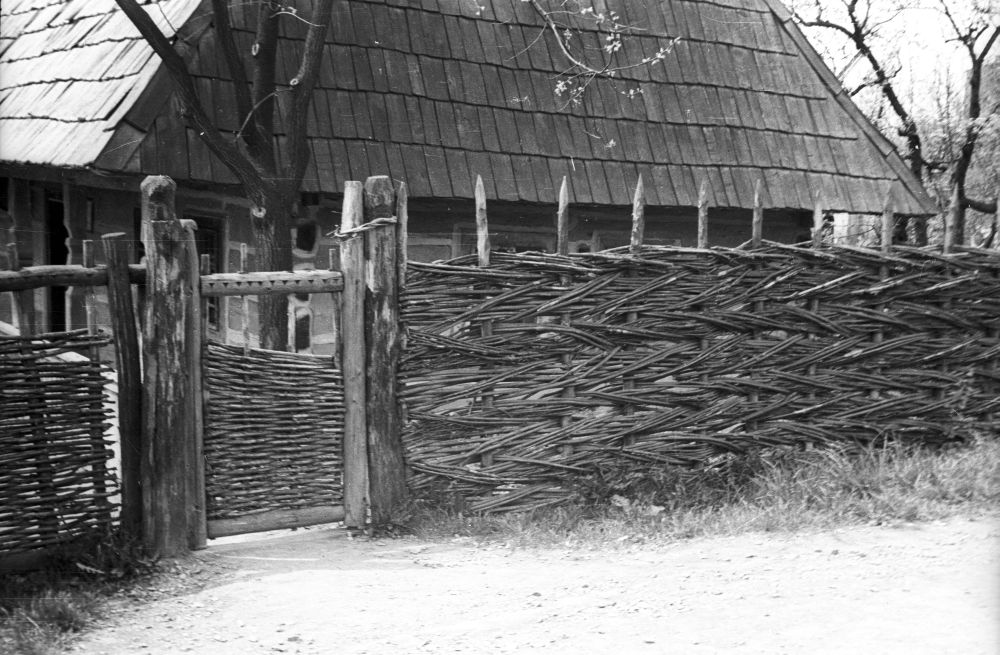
[340,181,368,529]
[140,176,200,557]
[101,232,143,538]
[751,179,764,248]
[363,176,407,528]
[475,176,495,467]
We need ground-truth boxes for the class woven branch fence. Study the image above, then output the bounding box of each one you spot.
[400,244,1000,513]
[0,330,117,554]
[203,343,345,520]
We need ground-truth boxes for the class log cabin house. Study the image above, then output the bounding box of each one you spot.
[0,0,934,352]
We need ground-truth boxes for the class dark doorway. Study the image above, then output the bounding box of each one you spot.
[46,195,69,332]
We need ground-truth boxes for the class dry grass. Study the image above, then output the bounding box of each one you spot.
[406,436,1000,547]
[0,530,157,655]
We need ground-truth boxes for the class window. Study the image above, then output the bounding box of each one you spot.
[188,216,224,329]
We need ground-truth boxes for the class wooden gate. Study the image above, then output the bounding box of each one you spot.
[0,174,409,562]
[120,175,407,555]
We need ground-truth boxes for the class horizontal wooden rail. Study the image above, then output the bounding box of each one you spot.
[200,270,344,297]
[206,505,345,539]
[0,264,146,292]
[0,266,344,297]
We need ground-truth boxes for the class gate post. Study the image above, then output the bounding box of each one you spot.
[100,232,143,539]
[139,176,201,557]
[363,176,407,528]
[340,182,368,529]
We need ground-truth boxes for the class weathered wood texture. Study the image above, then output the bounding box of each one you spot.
[100,232,142,537]
[182,220,207,550]
[0,264,146,292]
[208,505,345,539]
[200,270,343,297]
[139,176,199,557]
[363,176,407,527]
[339,181,368,529]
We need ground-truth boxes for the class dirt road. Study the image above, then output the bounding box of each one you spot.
[70,516,999,654]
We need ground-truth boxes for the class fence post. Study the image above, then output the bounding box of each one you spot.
[558,178,576,456]
[363,176,407,528]
[340,181,368,529]
[751,179,764,248]
[101,232,143,539]
[474,177,496,467]
[182,220,207,550]
[139,176,200,557]
[697,179,709,248]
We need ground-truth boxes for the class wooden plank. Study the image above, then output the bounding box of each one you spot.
[140,176,198,558]
[101,232,142,539]
[340,181,368,530]
[207,506,346,539]
[181,221,207,550]
[363,176,407,529]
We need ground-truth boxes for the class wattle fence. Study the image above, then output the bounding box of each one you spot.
[0,330,116,559]
[400,243,1000,512]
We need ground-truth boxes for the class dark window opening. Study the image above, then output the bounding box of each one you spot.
[189,216,224,329]
[46,196,69,332]
[295,220,318,252]
[294,313,311,352]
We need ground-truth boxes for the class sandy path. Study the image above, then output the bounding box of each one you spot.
[70,516,999,654]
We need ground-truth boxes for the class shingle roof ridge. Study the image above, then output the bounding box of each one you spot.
[758,0,935,214]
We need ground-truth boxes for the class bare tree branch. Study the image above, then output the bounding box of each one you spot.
[113,0,265,203]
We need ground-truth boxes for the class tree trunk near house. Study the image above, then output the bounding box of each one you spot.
[250,189,294,350]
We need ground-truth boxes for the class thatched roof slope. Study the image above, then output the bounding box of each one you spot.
[0,0,935,214]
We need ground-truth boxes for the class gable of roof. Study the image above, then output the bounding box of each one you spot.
[0,0,205,168]
[0,0,935,215]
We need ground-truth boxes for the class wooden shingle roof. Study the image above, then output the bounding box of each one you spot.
[0,0,204,168]
[1,0,935,215]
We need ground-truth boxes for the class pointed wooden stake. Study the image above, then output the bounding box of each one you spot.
[475,175,490,266]
[944,184,958,254]
[812,193,824,248]
[396,181,409,289]
[239,243,250,354]
[629,175,645,255]
[697,178,709,249]
[557,177,570,256]
[751,178,764,248]
[881,189,894,255]
[992,181,999,250]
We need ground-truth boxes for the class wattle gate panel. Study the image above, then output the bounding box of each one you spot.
[202,343,345,538]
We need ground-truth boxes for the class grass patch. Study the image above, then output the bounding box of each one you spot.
[0,530,157,655]
[406,436,1000,547]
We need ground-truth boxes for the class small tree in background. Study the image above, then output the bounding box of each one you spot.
[792,0,999,246]
[115,0,333,350]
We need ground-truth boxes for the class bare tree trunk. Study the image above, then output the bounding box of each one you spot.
[251,187,293,350]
